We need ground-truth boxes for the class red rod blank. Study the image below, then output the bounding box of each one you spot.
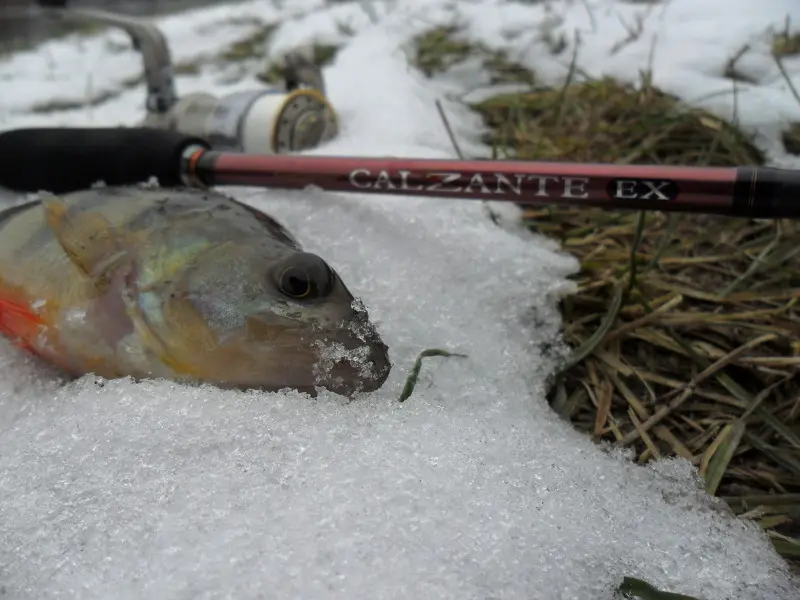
[193,152,752,215]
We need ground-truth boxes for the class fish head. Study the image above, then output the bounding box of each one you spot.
[174,243,391,396]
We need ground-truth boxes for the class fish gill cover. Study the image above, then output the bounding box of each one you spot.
[0,1,799,599]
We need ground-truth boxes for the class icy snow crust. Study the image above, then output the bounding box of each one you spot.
[1,1,799,598]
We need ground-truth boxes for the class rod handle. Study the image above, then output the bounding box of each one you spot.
[743,167,800,219]
[0,127,209,193]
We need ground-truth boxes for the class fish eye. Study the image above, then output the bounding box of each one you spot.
[278,266,313,299]
[274,253,335,300]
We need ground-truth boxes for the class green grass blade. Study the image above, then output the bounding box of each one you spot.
[617,576,702,600]
[704,420,746,495]
[398,349,468,403]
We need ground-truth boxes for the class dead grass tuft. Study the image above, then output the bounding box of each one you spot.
[257,43,340,84]
[413,26,536,85]
[469,74,800,567]
[783,122,800,156]
[220,23,279,62]
[413,23,800,569]
[773,31,800,58]
[0,20,106,58]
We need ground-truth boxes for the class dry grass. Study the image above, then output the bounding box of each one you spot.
[0,20,106,58]
[257,43,340,84]
[474,77,800,567]
[220,22,280,63]
[216,20,341,83]
[773,31,800,59]
[415,26,536,85]
[783,122,800,156]
[411,27,800,570]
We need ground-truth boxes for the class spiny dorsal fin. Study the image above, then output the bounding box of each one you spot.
[40,192,126,291]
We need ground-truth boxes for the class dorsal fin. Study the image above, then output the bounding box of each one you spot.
[40,192,128,292]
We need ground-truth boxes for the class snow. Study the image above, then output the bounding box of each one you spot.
[1,0,799,598]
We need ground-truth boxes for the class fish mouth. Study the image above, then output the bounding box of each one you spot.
[242,311,391,396]
[306,321,392,396]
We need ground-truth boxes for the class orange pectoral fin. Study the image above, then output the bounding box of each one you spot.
[0,295,45,353]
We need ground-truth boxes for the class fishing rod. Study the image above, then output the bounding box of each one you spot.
[1,127,799,219]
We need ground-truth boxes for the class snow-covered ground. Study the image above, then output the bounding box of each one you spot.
[1,1,799,598]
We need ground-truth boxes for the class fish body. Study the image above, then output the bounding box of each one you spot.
[0,186,390,396]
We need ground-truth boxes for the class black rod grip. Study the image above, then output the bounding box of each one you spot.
[0,127,209,193]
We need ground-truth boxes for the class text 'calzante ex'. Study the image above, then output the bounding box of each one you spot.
[348,169,678,201]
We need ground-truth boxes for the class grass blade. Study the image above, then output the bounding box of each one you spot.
[703,421,746,495]
[398,349,467,403]
[617,576,701,600]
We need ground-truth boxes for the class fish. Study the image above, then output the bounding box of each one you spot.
[0,186,391,396]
